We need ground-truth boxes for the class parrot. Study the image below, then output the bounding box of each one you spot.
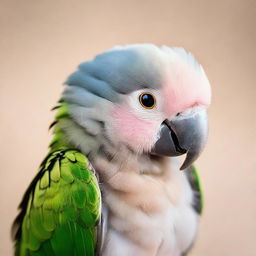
[12,44,211,256]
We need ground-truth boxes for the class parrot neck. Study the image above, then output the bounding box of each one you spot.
[49,103,76,152]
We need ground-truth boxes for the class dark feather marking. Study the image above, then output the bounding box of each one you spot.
[12,149,77,242]
[49,120,58,130]
[51,105,61,111]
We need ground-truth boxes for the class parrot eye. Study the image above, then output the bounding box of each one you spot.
[139,92,156,109]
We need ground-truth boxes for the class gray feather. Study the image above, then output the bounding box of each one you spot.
[66,71,119,102]
[66,44,164,98]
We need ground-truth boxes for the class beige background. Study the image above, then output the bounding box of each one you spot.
[1,0,256,255]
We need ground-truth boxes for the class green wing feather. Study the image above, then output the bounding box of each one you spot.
[12,149,101,256]
[185,165,203,214]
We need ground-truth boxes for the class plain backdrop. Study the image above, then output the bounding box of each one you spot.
[1,0,256,255]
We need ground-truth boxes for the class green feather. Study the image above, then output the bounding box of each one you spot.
[186,165,204,214]
[55,103,69,120]
[50,160,61,182]
[29,209,51,241]
[13,149,101,256]
[13,104,101,256]
[50,222,75,255]
[39,172,49,189]
[65,151,76,162]
[60,163,75,183]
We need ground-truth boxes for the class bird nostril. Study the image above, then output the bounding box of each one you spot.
[176,112,181,116]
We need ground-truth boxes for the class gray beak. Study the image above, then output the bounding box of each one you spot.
[152,107,208,170]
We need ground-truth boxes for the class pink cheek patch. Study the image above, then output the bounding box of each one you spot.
[111,106,159,153]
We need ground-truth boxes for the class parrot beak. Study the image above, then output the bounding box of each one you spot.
[152,107,208,170]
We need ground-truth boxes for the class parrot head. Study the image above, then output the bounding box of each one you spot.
[62,44,211,170]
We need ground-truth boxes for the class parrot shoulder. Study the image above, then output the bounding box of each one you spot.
[12,149,101,256]
[185,165,203,215]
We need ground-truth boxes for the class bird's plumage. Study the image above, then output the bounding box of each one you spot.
[12,148,101,256]
[13,44,210,256]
